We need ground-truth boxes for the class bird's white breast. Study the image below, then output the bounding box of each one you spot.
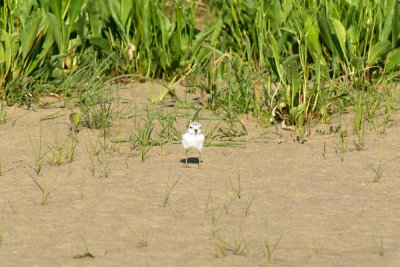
[182,133,205,151]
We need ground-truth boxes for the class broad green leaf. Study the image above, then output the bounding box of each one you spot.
[306,16,324,64]
[192,26,215,58]
[67,0,85,36]
[331,18,347,62]
[194,46,212,66]
[277,34,287,52]
[244,33,252,63]
[368,40,391,65]
[385,48,400,72]
[175,2,184,35]
[48,0,63,23]
[170,32,182,62]
[141,0,151,45]
[20,17,41,60]
[159,49,170,70]
[0,30,12,76]
[0,44,4,63]
[0,43,5,83]
[25,20,54,76]
[289,103,305,119]
[48,13,64,53]
[345,0,358,5]
[120,0,133,26]
[88,5,103,37]
[157,9,172,49]
[288,63,301,105]
[282,0,293,21]
[67,0,84,25]
[89,37,112,55]
[211,17,222,47]
[9,34,19,62]
[268,33,284,83]
[318,15,334,53]
[392,0,400,47]
[380,0,395,42]
[272,0,284,26]
[346,25,357,57]
[109,1,124,34]
[73,11,86,44]
[21,0,37,17]
[282,55,300,66]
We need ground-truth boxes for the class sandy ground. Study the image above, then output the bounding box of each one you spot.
[1,83,400,267]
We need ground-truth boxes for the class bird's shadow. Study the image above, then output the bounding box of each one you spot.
[180,157,202,165]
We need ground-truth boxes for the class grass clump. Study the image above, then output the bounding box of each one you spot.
[130,110,156,162]
[29,127,46,176]
[29,173,50,206]
[213,230,249,258]
[87,134,111,178]
[155,108,180,147]
[228,168,242,200]
[47,123,77,166]
[353,95,366,151]
[263,234,282,264]
[73,63,115,132]
[376,236,385,257]
[335,121,348,161]
[78,91,114,131]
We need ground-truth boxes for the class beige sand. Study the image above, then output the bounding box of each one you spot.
[0,83,399,266]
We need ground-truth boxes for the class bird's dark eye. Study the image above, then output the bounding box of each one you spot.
[189,126,192,129]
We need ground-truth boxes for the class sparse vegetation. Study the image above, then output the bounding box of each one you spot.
[0,0,397,129]
[87,133,111,178]
[243,196,254,217]
[263,234,282,264]
[29,127,47,176]
[130,109,156,162]
[228,168,242,200]
[0,156,3,176]
[353,94,366,150]
[0,0,400,266]
[29,173,50,206]
[336,121,348,161]
[375,236,385,257]
[122,219,149,248]
[213,228,249,258]
[47,123,77,166]
[372,160,384,183]
[65,134,78,163]
[163,170,183,207]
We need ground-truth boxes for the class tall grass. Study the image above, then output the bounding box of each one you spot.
[0,0,399,128]
[192,0,400,127]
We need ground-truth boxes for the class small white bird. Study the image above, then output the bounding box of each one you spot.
[182,121,205,167]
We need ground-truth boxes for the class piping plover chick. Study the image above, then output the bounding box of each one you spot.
[182,121,205,167]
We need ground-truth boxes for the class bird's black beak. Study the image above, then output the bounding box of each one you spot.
[194,129,198,133]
